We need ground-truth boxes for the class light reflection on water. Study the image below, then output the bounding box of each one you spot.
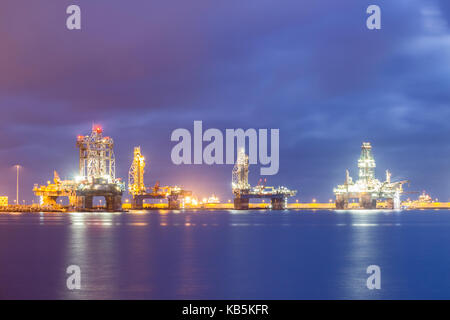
[0,210,450,299]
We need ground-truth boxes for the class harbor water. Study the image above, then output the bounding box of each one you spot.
[0,209,449,299]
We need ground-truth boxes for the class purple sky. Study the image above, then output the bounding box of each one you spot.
[0,0,449,203]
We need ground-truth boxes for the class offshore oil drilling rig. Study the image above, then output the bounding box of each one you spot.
[75,126,124,210]
[333,142,408,210]
[34,125,125,211]
[128,146,191,209]
[232,149,296,210]
[33,171,79,207]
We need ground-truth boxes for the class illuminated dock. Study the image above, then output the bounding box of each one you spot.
[121,201,450,210]
[0,201,449,212]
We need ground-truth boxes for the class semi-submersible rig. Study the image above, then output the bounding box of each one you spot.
[128,146,192,209]
[34,125,125,211]
[232,149,297,209]
[334,142,408,210]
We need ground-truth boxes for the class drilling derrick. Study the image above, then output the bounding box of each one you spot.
[128,146,146,195]
[334,142,408,210]
[77,125,115,182]
[232,149,296,210]
[358,142,376,182]
[232,149,250,193]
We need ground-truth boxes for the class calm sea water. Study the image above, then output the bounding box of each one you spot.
[0,209,449,300]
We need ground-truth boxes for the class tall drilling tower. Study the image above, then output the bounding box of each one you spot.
[358,142,376,182]
[128,146,146,195]
[232,149,250,192]
[76,125,115,182]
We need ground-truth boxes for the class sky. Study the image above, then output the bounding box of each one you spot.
[0,0,449,203]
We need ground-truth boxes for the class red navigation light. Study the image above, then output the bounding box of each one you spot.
[94,125,103,134]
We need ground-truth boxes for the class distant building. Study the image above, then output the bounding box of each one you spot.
[0,196,8,206]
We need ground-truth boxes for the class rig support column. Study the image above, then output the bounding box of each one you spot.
[84,196,93,209]
[132,196,144,209]
[271,197,285,210]
[234,198,249,210]
[335,194,349,209]
[386,199,394,209]
[359,194,376,209]
[105,195,122,211]
[168,195,180,210]
[75,196,84,209]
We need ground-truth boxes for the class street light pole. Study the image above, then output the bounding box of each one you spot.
[15,165,20,205]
